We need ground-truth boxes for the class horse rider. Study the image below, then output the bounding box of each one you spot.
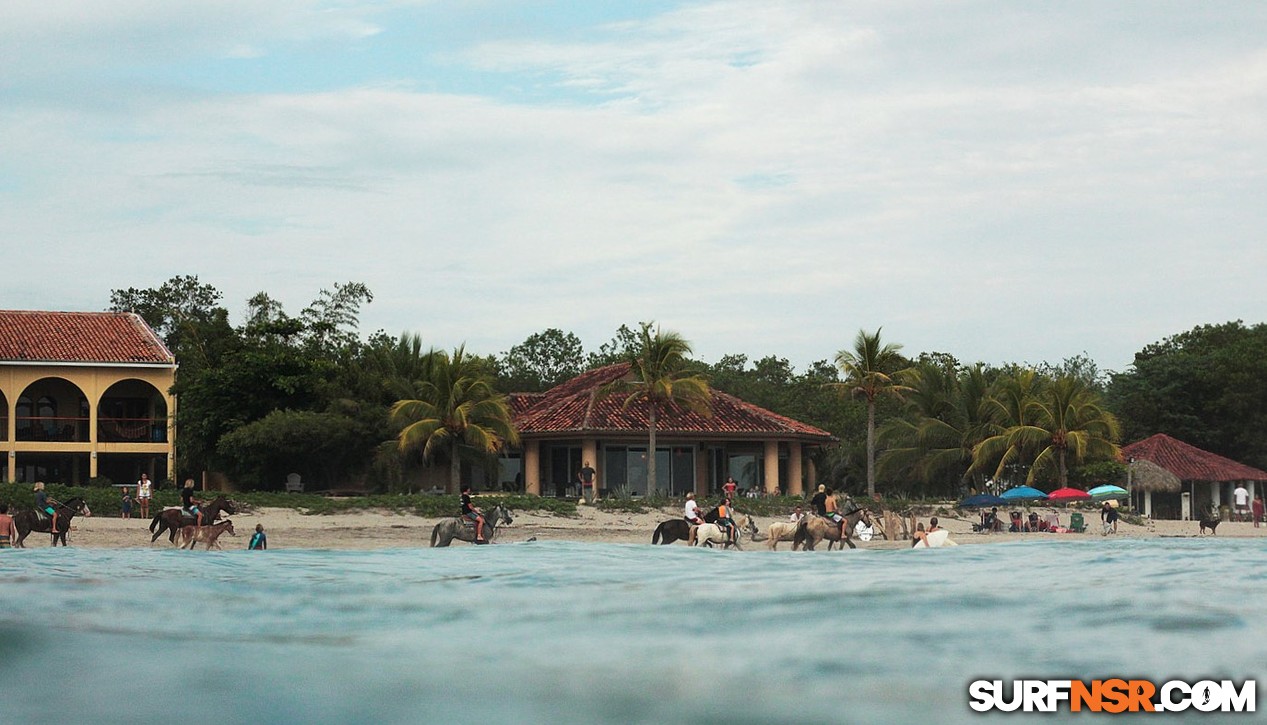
[181,479,204,528]
[715,496,737,545]
[823,487,847,541]
[34,482,60,541]
[0,503,16,549]
[810,483,827,518]
[461,484,487,544]
[683,492,705,527]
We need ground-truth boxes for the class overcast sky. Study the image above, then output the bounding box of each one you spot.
[3,1,1264,373]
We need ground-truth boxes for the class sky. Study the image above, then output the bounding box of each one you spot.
[3,1,1264,375]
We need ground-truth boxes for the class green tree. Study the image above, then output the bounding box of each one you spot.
[498,328,585,392]
[973,375,1121,487]
[1106,321,1267,469]
[829,328,910,498]
[601,323,712,496]
[216,409,375,489]
[391,346,520,494]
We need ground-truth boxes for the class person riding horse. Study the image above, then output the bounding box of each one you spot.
[461,485,487,544]
[715,497,737,545]
[34,482,60,541]
[683,492,705,527]
[822,487,848,541]
[180,479,204,528]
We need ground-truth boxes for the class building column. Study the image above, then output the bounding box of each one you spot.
[807,458,818,493]
[88,390,99,479]
[1144,490,1153,518]
[524,440,541,496]
[763,440,779,495]
[5,394,14,483]
[787,442,803,496]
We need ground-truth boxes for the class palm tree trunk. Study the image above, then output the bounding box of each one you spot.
[648,405,658,497]
[866,401,877,499]
[449,443,461,495]
[1058,448,1067,488]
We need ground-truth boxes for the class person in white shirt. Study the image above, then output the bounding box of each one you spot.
[1233,483,1250,522]
[136,473,153,518]
[683,492,704,526]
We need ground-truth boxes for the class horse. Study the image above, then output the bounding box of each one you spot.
[13,497,92,547]
[792,507,874,551]
[766,520,800,550]
[651,506,726,545]
[687,513,759,550]
[430,505,513,547]
[178,519,237,550]
[149,496,237,544]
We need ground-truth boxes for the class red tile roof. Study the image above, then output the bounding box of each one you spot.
[0,310,175,365]
[1121,433,1267,482]
[512,362,837,442]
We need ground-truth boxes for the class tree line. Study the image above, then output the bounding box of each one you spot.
[109,276,1266,497]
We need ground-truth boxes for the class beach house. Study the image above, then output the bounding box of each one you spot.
[1122,433,1267,520]
[0,310,177,486]
[501,362,837,497]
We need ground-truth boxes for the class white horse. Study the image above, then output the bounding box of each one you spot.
[766,520,800,550]
[688,513,757,549]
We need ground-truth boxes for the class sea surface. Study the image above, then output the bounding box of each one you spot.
[1,538,1263,724]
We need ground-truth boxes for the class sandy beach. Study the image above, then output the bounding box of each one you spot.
[33,503,1267,550]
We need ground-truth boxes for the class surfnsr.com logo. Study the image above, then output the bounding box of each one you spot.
[968,679,1255,713]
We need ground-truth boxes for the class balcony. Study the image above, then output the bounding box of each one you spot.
[16,416,89,442]
[98,417,168,443]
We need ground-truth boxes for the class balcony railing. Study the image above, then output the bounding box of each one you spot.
[12,417,168,443]
[16,417,89,442]
[98,417,168,443]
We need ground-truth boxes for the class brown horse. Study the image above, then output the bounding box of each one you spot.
[792,507,874,551]
[13,497,92,547]
[178,519,237,550]
[149,496,236,544]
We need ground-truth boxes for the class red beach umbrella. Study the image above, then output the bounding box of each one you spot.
[1046,487,1092,504]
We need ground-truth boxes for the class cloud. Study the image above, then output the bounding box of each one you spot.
[2,1,1265,372]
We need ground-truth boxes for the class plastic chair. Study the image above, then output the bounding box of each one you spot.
[1069,512,1087,533]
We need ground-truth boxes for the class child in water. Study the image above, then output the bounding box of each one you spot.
[248,524,267,550]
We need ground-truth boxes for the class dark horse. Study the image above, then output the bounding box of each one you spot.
[14,497,92,547]
[652,506,723,545]
[149,496,236,544]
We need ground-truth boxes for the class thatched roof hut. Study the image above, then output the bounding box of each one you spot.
[1128,458,1181,493]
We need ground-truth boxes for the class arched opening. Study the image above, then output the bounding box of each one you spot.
[98,379,169,443]
[16,378,88,442]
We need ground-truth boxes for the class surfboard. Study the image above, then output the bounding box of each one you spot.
[915,529,957,548]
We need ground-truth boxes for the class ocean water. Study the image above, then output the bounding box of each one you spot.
[1,538,1262,724]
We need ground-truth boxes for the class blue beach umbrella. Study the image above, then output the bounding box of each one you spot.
[958,493,1007,508]
[1088,484,1129,500]
[1000,485,1048,501]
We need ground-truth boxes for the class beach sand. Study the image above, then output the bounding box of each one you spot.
[35,503,1267,550]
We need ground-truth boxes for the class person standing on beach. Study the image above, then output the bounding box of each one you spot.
[1233,483,1250,522]
[1253,495,1264,529]
[136,473,152,519]
[0,504,16,549]
[577,461,596,504]
[723,477,738,499]
[121,488,132,519]
[248,524,267,550]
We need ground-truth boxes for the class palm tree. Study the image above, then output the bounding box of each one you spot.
[391,345,520,494]
[829,328,910,499]
[880,362,992,496]
[602,322,711,496]
[972,375,1121,487]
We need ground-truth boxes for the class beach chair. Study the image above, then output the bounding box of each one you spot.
[285,473,304,493]
[1043,513,1060,531]
[1069,512,1087,533]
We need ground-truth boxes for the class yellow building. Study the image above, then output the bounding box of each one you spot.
[0,311,177,485]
